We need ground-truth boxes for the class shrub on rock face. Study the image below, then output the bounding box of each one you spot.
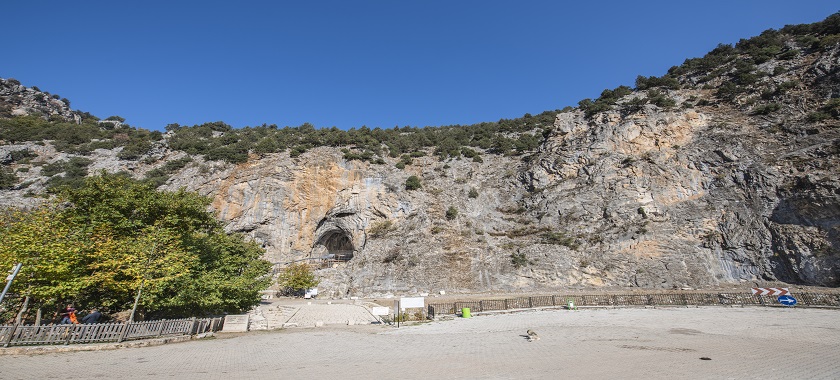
[751,103,781,115]
[368,219,394,238]
[510,252,531,268]
[445,206,458,220]
[405,175,422,190]
[0,167,18,189]
[542,232,580,250]
[824,98,840,118]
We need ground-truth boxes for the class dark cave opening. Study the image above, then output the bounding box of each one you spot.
[316,229,354,261]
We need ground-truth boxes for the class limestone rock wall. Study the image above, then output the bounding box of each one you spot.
[146,103,837,297]
[521,102,839,289]
[1,103,837,296]
[164,149,399,265]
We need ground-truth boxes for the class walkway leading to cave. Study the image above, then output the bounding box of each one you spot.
[250,299,379,329]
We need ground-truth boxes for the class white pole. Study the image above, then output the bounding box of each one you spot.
[0,263,23,305]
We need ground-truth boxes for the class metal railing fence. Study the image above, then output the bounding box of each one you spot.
[427,292,840,318]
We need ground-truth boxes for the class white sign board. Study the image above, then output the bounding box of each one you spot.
[371,307,390,316]
[222,314,249,332]
[400,297,425,309]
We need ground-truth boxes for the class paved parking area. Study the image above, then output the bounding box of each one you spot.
[1,306,838,379]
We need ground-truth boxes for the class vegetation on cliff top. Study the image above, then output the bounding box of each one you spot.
[1,12,838,177]
[579,12,840,120]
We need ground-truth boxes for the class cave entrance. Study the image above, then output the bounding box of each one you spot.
[316,229,354,262]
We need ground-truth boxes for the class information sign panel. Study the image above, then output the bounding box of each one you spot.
[399,297,425,309]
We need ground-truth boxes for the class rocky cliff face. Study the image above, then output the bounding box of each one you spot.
[161,147,535,297]
[168,94,838,295]
[0,78,79,122]
[523,104,838,290]
[1,30,838,297]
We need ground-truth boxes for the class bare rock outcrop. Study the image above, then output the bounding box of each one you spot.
[0,78,79,122]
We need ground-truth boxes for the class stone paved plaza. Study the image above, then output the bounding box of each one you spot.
[1,306,839,379]
[282,303,379,327]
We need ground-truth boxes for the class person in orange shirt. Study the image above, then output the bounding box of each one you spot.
[59,304,78,324]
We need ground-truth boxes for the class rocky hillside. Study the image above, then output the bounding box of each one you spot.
[0,78,79,122]
[1,14,839,297]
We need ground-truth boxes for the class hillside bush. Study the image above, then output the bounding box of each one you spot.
[368,220,394,238]
[635,75,680,90]
[542,231,579,250]
[510,252,531,268]
[445,206,458,220]
[8,149,36,163]
[0,167,18,189]
[405,175,422,190]
[42,157,92,191]
[823,98,840,118]
[751,103,781,115]
[807,111,831,122]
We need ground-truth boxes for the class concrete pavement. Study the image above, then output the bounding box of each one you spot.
[1,306,838,379]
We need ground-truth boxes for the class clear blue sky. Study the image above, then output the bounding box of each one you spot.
[4,1,837,131]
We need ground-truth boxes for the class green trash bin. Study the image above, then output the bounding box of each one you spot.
[461,307,471,318]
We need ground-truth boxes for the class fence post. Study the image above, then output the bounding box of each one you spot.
[157,319,166,337]
[504,299,509,310]
[64,325,74,345]
[479,300,484,312]
[190,317,197,335]
[117,320,130,343]
[528,297,533,308]
[2,323,18,348]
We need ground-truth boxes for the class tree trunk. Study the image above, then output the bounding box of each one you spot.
[15,296,29,324]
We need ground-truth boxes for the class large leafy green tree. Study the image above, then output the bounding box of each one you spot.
[277,263,319,296]
[0,173,271,319]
